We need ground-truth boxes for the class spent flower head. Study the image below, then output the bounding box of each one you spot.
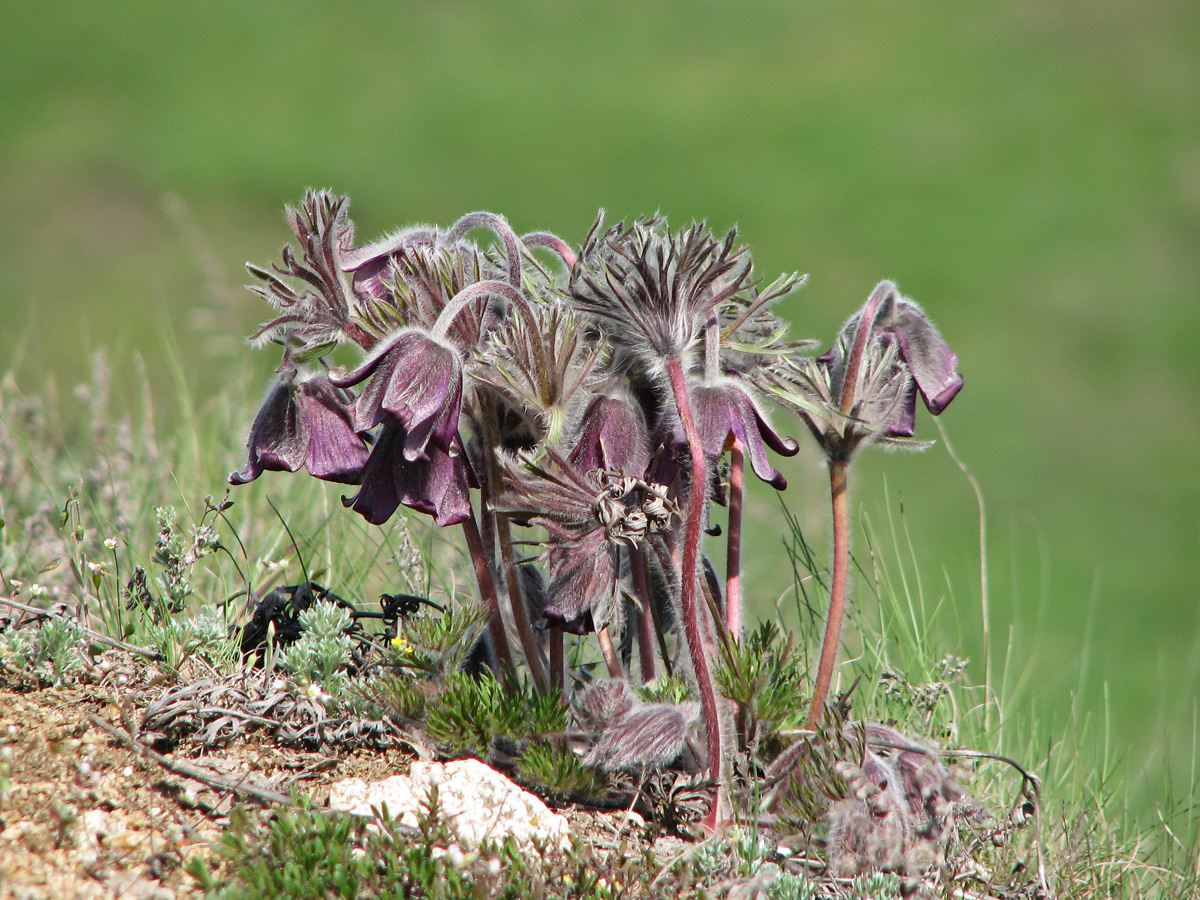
[570,215,750,379]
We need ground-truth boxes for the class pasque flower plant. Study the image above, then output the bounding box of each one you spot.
[230,191,961,827]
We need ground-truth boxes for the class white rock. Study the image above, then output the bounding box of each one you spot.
[329,759,570,851]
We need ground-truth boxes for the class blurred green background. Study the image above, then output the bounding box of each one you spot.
[2,2,1198,808]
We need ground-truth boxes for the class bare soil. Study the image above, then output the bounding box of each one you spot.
[0,673,420,899]
[0,664,688,900]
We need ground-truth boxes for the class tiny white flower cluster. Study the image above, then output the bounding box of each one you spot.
[428,843,502,877]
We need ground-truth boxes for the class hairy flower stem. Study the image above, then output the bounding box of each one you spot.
[725,439,745,642]
[444,211,523,289]
[630,546,657,683]
[460,508,515,680]
[665,356,722,791]
[521,232,577,270]
[802,283,892,727]
[431,280,550,402]
[480,405,549,692]
[496,513,550,692]
[549,627,565,692]
[837,281,891,418]
[597,625,623,679]
[806,459,850,728]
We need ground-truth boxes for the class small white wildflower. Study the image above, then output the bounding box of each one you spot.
[263,558,289,571]
[446,843,466,868]
[122,766,134,777]
[103,537,119,550]
[87,561,107,575]
[28,583,45,597]
[9,579,22,590]
[0,746,13,761]
[431,846,447,860]
[486,857,501,877]
[304,682,332,703]
[270,677,287,693]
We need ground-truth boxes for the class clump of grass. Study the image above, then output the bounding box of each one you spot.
[518,742,610,799]
[186,801,701,900]
[422,672,568,757]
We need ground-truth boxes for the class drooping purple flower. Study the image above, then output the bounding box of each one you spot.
[691,379,799,490]
[229,372,369,486]
[332,330,463,462]
[765,282,962,458]
[342,425,473,527]
[568,391,653,477]
[822,282,963,439]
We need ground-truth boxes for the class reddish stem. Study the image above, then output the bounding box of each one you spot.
[549,626,565,692]
[521,231,577,270]
[597,625,623,679]
[461,509,515,679]
[665,357,722,787]
[480,404,549,691]
[838,281,893,418]
[806,460,850,728]
[630,546,657,684]
[725,439,745,642]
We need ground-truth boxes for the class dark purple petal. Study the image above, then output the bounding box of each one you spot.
[340,228,435,303]
[343,427,404,525]
[692,382,796,490]
[397,441,473,527]
[569,393,653,476]
[344,427,472,527]
[383,338,462,459]
[334,331,463,461]
[229,381,308,485]
[885,300,963,414]
[295,375,370,483]
[882,388,917,438]
[542,534,618,634]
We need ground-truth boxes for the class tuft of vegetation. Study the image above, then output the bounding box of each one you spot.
[186,801,702,900]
